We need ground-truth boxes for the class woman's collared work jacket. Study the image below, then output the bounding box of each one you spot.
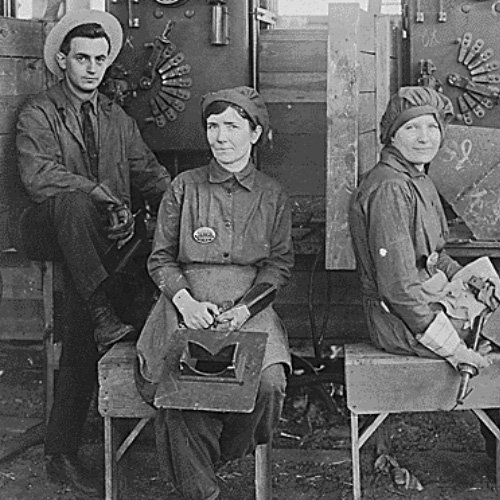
[349,145,462,356]
[137,159,294,385]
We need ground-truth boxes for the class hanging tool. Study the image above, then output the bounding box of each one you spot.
[158,52,185,75]
[140,20,175,90]
[158,90,186,113]
[147,97,167,128]
[458,33,473,64]
[161,76,192,88]
[154,95,178,122]
[416,0,424,23]
[456,309,488,405]
[457,95,473,125]
[468,47,494,70]
[438,0,446,23]
[463,92,485,118]
[464,39,485,67]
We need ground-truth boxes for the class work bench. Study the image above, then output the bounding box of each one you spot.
[345,343,500,500]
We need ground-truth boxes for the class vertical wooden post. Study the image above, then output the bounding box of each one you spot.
[104,416,119,500]
[42,260,55,421]
[325,3,360,270]
[375,15,392,154]
[255,443,272,500]
[351,413,361,500]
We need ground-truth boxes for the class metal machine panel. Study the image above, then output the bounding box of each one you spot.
[403,0,500,129]
[107,0,251,152]
[431,125,500,240]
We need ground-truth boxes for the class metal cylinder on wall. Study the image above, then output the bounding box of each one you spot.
[210,1,229,45]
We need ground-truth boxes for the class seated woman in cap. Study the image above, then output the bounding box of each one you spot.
[135,86,294,500]
[349,86,500,459]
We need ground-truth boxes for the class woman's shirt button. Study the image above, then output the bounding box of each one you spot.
[223,252,229,258]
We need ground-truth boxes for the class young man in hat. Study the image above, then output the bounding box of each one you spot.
[16,9,171,495]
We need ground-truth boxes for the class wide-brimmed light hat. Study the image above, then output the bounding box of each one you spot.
[44,9,123,80]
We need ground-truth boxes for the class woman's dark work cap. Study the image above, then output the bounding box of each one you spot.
[201,86,271,144]
[380,86,455,145]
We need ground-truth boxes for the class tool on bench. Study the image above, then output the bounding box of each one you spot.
[456,309,488,405]
[455,275,500,405]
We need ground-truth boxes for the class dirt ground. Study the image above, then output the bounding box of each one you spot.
[1,342,500,500]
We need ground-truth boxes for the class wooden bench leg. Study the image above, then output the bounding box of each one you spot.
[351,412,389,500]
[351,413,362,500]
[104,416,118,500]
[472,409,500,495]
[255,443,272,500]
[104,417,153,500]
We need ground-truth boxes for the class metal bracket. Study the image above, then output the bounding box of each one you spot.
[255,7,277,26]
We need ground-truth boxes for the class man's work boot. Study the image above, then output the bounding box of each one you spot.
[88,286,135,351]
[46,453,101,496]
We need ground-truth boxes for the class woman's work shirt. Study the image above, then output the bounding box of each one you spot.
[349,145,461,337]
[148,159,294,298]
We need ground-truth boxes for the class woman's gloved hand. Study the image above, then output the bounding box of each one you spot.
[446,342,492,370]
[172,289,220,329]
[215,305,251,332]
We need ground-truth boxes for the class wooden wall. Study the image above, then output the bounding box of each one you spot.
[258,25,327,256]
[0,18,50,251]
[325,4,400,270]
[0,18,51,340]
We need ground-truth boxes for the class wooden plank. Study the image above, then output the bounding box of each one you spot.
[358,9,375,53]
[358,52,376,92]
[0,57,44,96]
[0,95,35,134]
[0,264,42,299]
[98,342,157,418]
[325,4,360,270]
[259,133,326,196]
[358,93,376,134]
[375,15,392,143]
[345,343,500,414]
[358,130,378,176]
[259,38,327,73]
[0,299,44,340]
[260,29,327,42]
[267,103,326,135]
[0,18,44,58]
[259,72,326,103]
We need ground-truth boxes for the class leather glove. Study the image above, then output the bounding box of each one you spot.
[417,311,492,370]
[106,204,135,242]
[215,304,251,332]
[172,289,220,329]
[476,280,500,311]
[89,183,122,209]
[447,342,492,370]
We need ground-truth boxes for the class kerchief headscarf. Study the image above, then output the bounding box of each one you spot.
[201,86,271,144]
[380,86,454,145]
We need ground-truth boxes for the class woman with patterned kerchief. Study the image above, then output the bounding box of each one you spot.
[135,86,294,500]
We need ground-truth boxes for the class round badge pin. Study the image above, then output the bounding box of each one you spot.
[193,226,216,244]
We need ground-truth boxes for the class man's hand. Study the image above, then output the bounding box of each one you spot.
[106,204,134,243]
[215,305,251,332]
[89,184,122,209]
[172,289,220,329]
